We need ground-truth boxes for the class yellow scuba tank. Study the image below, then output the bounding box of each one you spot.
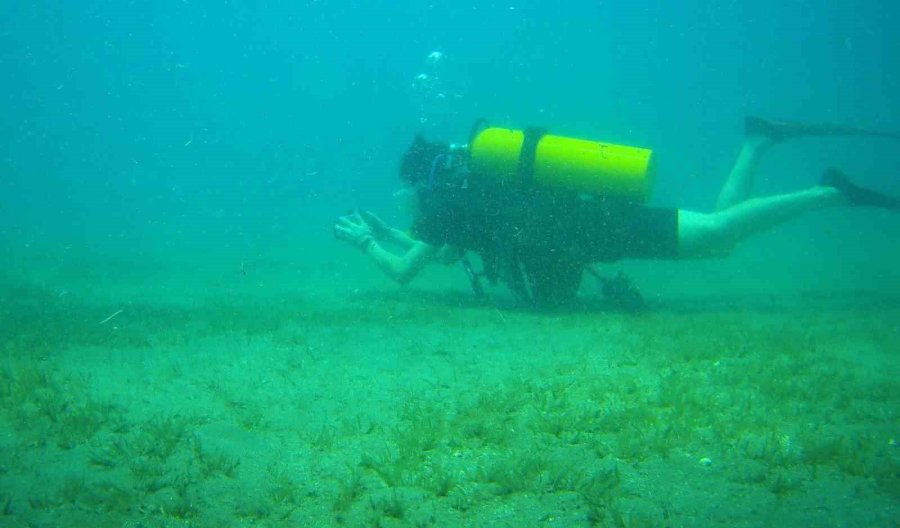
[469,127,655,202]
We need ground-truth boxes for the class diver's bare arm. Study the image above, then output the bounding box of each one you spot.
[363,239,438,285]
[360,211,417,250]
[434,245,463,264]
[383,227,418,250]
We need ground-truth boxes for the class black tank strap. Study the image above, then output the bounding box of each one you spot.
[517,126,547,184]
[468,118,490,145]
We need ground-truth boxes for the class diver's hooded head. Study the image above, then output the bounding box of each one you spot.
[399,134,453,186]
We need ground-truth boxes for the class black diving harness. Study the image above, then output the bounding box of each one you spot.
[448,120,545,305]
[443,120,645,310]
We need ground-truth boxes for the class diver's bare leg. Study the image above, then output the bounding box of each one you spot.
[715,135,774,211]
[717,116,900,211]
[679,186,844,258]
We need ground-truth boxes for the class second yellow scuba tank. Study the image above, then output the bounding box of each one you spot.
[469,127,655,202]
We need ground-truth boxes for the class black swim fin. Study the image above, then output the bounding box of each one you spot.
[822,168,900,211]
[746,116,900,142]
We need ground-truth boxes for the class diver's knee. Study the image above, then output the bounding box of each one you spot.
[703,213,743,248]
[678,212,736,259]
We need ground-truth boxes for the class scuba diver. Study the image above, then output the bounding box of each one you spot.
[334,117,900,308]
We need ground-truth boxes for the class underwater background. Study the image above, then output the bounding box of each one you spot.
[1,1,898,526]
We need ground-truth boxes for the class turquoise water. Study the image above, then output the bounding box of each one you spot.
[1,1,898,526]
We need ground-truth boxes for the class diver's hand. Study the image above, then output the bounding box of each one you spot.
[334,212,375,250]
[360,211,390,240]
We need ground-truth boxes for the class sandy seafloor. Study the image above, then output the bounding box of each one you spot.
[0,243,897,528]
